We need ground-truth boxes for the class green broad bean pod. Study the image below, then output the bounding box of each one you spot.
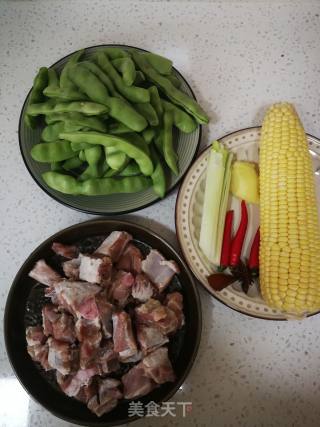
[27,100,109,116]
[45,112,107,132]
[69,64,147,132]
[161,99,197,133]
[31,140,76,162]
[105,146,129,172]
[79,145,102,180]
[134,71,146,86]
[149,86,163,119]
[150,145,166,198]
[78,150,86,161]
[112,57,136,86]
[71,141,99,151]
[63,156,84,171]
[60,131,154,176]
[108,122,132,135]
[82,61,123,99]
[142,128,156,144]
[43,86,87,102]
[119,161,141,177]
[131,51,209,124]
[24,67,48,128]
[42,171,151,195]
[95,52,150,104]
[68,63,110,105]
[60,49,85,91]
[41,122,84,143]
[134,103,159,127]
[50,161,63,171]
[162,110,178,175]
[143,52,172,75]
[103,47,130,59]
[166,73,181,88]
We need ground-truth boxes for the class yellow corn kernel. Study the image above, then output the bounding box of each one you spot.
[259,103,320,315]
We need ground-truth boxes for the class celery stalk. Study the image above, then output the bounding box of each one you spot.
[199,141,233,265]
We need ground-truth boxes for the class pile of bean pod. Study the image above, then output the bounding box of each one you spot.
[25,47,209,197]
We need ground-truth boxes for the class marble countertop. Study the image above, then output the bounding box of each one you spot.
[1,1,320,426]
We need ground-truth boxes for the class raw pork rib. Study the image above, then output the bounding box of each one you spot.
[116,243,142,274]
[95,293,113,338]
[108,271,134,307]
[52,242,79,259]
[142,347,176,384]
[26,230,184,417]
[42,305,75,343]
[136,324,169,354]
[53,280,101,320]
[112,311,138,360]
[62,257,80,280]
[28,260,61,286]
[135,298,181,335]
[87,379,122,417]
[131,273,154,302]
[122,362,156,399]
[79,254,112,285]
[95,231,132,261]
[141,249,180,292]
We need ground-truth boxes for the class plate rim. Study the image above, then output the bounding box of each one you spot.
[18,44,202,216]
[175,125,320,321]
[4,218,202,426]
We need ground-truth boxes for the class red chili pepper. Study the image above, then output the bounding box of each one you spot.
[220,210,234,268]
[229,200,248,267]
[248,227,260,272]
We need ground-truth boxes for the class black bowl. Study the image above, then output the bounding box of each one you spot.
[4,219,202,426]
[19,44,202,215]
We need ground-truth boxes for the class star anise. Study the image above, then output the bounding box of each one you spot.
[207,260,256,294]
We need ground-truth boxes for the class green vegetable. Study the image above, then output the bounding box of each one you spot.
[112,57,136,86]
[162,111,178,175]
[199,141,233,264]
[82,61,123,98]
[31,140,76,162]
[24,67,48,128]
[41,122,84,142]
[79,146,103,180]
[143,52,172,75]
[63,156,84,171]
[132,51,209,124]
[103,47,129,59]
[162,99,197,133]
[42,171,151,195]
[45,112,107,132]
[95,52,150,104]
[142,128,156,144]
[68,63,110,104]
[134,71,146,85]
[60,131,154,176]
[70,63,147,132]
[150,145,166,198]
[149,86,163,119]
[108,122,132,135]
[60,49,85,91]
[105,146,129,171]
[119,161,141,177]
[166,73,181,88]
[27,100,108,116]
[134,103,159,126]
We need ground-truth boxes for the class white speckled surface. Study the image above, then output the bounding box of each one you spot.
[1,1,320,426]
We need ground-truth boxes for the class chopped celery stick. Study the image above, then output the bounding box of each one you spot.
[199,141,233,265]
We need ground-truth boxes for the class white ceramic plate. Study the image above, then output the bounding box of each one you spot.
[175,127,320,320]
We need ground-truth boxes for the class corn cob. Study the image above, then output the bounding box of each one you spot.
[259,102,320,315]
